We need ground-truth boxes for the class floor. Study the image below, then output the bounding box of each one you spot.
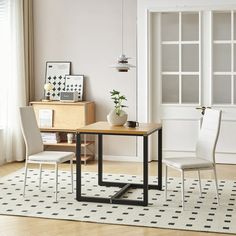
[0,161,235,236]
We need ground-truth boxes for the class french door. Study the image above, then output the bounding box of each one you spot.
[150,9,236,164]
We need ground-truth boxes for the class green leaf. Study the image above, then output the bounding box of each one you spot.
[111,90,119,95]
[109,89,127,111]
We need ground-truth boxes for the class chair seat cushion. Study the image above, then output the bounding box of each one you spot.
[163,157,213,169]
[29,151,74,163]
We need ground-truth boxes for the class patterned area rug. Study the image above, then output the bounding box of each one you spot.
[0,169,235,234]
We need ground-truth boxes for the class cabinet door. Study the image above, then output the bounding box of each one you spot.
[33,103,86,129]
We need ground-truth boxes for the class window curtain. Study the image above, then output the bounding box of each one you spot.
[0,0,34,165]
[23,0,34,102]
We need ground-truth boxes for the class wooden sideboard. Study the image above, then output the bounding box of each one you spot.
[30,101,95,164]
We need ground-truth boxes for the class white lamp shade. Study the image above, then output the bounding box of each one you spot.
[110,54,136,72]
[110,63,135,72]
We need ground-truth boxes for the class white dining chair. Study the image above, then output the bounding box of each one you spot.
[163,109,222,210]
[19,106,74,202]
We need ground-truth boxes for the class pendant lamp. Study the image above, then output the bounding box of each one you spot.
[110,0,135,72]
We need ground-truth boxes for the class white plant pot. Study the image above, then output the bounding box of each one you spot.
[107,109,128,126]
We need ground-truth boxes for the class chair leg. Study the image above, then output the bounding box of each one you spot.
[70,158,73,193]
[181,170,185,210]
[39,164,42,190]
[197,170,202,197]
[23,162,28,197]
[213,166,220,204]
[165,164,168,200]
[55,163,58,202]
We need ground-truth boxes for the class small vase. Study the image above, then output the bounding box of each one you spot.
[107,109,128,126]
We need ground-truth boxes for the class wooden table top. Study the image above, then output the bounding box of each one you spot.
[77,121,162,135]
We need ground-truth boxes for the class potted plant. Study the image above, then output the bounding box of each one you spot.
[107,89,128,126]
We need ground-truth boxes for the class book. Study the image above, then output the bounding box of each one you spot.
[39,109,53,128]
[43,140,60,144]
[41,132,59,138]
[41,132,60,143]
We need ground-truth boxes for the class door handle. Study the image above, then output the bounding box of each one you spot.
[196,106,211,115]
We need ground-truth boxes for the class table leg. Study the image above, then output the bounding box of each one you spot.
[98,134,103,185]
[76,130,161,206]
[143,135,148,206]
[76,132,81,200]
[158,128,162,190]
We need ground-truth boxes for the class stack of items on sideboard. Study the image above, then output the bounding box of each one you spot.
[41,132,60,144]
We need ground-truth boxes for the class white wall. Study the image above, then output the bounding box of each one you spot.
[33,0,138,159]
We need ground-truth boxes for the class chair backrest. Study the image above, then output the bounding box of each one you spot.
[196,109,222,162]
[19,106,44,158]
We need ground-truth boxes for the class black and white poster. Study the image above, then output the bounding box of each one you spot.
[65,75,84,101]
[45,61,71,100]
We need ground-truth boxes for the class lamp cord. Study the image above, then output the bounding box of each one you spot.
[121,0,124,55]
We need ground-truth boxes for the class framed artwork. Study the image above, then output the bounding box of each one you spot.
[45,61,71,100]
[65,75,84,101]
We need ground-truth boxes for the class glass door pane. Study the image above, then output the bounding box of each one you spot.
[234,76,236,104]
[234,44,236,72]
[182,75,199,103]
[161,13,179,41]
[234,13,236,40]
[161,11,200,105]
[182,44,199,72]
[162,44,179,71]
[213,75,231,104]
[162,75,179,103]
[213,44,231,72]
[212,11,234,105]
[213,12,231,40]
[182,13,199,41]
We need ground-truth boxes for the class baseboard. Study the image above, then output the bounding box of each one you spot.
[153,151,236,164]
[215,153,236,164]
[95,151,236,164]
[95,155,142,162]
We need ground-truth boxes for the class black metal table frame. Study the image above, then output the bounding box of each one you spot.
[76,128,162,206]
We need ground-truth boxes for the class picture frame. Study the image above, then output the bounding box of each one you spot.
[38,109,53,128]
[65,75,84,101]
[45,61,71,100]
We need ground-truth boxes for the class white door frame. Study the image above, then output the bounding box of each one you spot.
[137,4,236,163]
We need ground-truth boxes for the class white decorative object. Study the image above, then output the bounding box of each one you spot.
[43,83,54,101]
[107,109,128,126]
[109,0,135,72]
[67,133,74,144]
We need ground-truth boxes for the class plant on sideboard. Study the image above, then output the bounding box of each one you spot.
[107,89,128,126]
